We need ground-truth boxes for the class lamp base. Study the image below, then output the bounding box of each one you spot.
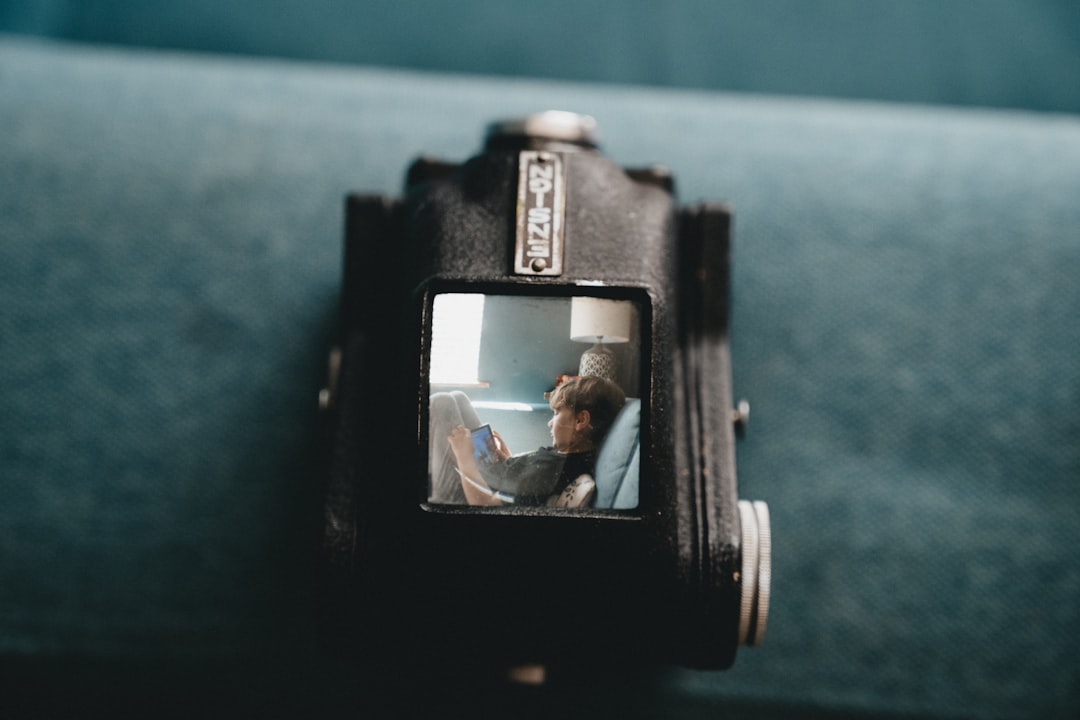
[579,342,616,380]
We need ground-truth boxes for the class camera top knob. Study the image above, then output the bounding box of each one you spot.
[486,110,598,150]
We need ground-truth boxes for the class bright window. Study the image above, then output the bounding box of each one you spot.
[430,293,485,386]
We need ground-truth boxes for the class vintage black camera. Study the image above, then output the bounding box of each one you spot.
[320,112,769,674]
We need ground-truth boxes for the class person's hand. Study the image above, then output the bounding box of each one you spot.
[490,429,512,460]
[448,425,473,463]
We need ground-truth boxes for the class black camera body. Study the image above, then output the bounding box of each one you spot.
[322,113,769,672]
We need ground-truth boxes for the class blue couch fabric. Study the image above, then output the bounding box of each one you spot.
[1,36,1078,718]
[3,1,1080,114]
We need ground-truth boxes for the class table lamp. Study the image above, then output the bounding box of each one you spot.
[570,297,631,380]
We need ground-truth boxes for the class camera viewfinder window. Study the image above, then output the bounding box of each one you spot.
[427,294,642,510]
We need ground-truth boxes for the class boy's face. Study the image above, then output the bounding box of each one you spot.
[548,402,579,452]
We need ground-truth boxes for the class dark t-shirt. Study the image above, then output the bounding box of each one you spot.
[478,447,596,506]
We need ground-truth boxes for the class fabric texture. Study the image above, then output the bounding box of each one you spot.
[2,0,1080,114]
[1,36,1078,718]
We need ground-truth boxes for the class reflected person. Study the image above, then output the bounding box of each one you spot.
[430,376,625,507]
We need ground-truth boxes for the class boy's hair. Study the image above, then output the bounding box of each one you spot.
[551,376,626,445]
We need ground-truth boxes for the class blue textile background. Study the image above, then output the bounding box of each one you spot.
[1,0,1080,114]
[1,34,1078,718]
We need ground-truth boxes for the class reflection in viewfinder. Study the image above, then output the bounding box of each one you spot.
[428,293,643,510]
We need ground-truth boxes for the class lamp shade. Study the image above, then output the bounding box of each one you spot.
[570,297,632,344]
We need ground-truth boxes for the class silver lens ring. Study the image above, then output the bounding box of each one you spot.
[738,499,771,646]
[751,500,771,646]
[737,499,760,645]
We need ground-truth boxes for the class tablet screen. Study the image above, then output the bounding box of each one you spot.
[471,424,497,466]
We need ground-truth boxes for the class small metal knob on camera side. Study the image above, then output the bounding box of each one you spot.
[738,499,771,647]
[732,399,750,437]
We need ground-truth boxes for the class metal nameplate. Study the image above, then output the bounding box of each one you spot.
[514,150,565,276]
